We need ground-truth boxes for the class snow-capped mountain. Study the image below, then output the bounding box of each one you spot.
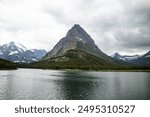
[111,51,150,66]
[111,52,140,61]
[0,42,47,63]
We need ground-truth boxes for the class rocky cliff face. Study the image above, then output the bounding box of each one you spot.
[44,24,107,59]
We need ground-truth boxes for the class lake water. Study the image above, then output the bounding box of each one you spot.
[0,69,150,100]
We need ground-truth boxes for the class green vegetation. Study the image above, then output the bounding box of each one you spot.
[18,49,150,71]
[0,58,17,70]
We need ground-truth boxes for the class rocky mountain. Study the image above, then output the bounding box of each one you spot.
[111,52,140,61]
[29,24,126,70]
[0,42,47,63]
[44,24,108,60]
[111,51,150,66]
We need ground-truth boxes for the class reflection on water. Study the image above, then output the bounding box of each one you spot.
[0,69,150,100]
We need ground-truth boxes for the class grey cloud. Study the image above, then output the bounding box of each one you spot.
[44,7,71,25]
[86,0,150,54]
[114,0,150,50]
[0,0,150,55]
[114,29,150,48]
[43,0,98,26]
[0,19,29,33]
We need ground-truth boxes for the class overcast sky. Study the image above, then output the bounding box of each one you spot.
[0,0,150,55]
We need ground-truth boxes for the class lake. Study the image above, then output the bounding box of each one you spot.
[0,69,150,100]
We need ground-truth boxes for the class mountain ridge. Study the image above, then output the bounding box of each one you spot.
[111,51,150,66]
[0,41,47,63]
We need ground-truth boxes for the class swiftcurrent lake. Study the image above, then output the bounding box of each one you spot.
[0,68,150,100]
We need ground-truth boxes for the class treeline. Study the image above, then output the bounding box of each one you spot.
[18,49,150,71]
[18,61,150,71]
[0,59,17,70]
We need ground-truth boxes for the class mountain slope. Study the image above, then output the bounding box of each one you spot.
[27,24,127,70]
[112,51,150,66]
[44,24,110,60]
[0,42,47,63]
[129,51,150,66]
[0,58,17,70]
[28,50,124,70]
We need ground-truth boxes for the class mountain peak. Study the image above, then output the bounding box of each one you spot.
[115,52,121,56]
[73,24,81,28]
[7,41,27,51]
[111,52,120,57]
[44,24,109,60]
[71,24,82,30]
[66,24,89,38]
[9,41,15,45]
[8,41,15,47]
[0,42,47,63]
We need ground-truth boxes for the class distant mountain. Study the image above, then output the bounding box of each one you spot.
[29,24,126,70]
[0,58,17,70]
[111,51,150,66]
[0,42,47,63]
[111,52,140,61]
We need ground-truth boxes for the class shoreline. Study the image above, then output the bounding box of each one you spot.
[16,67,150,72]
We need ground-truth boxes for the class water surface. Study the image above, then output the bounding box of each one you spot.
[0,69,150,100]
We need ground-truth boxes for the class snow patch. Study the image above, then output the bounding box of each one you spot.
[119,58,127,61]
[124,56,139,60]
[10,46,15,50]
[76,37,85,43]
[30,49,35,52]
[14,42,27,51]
[32,58,38,61]
[14,61,20,63]
[8,51,18,55]
[112,52,140,61]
